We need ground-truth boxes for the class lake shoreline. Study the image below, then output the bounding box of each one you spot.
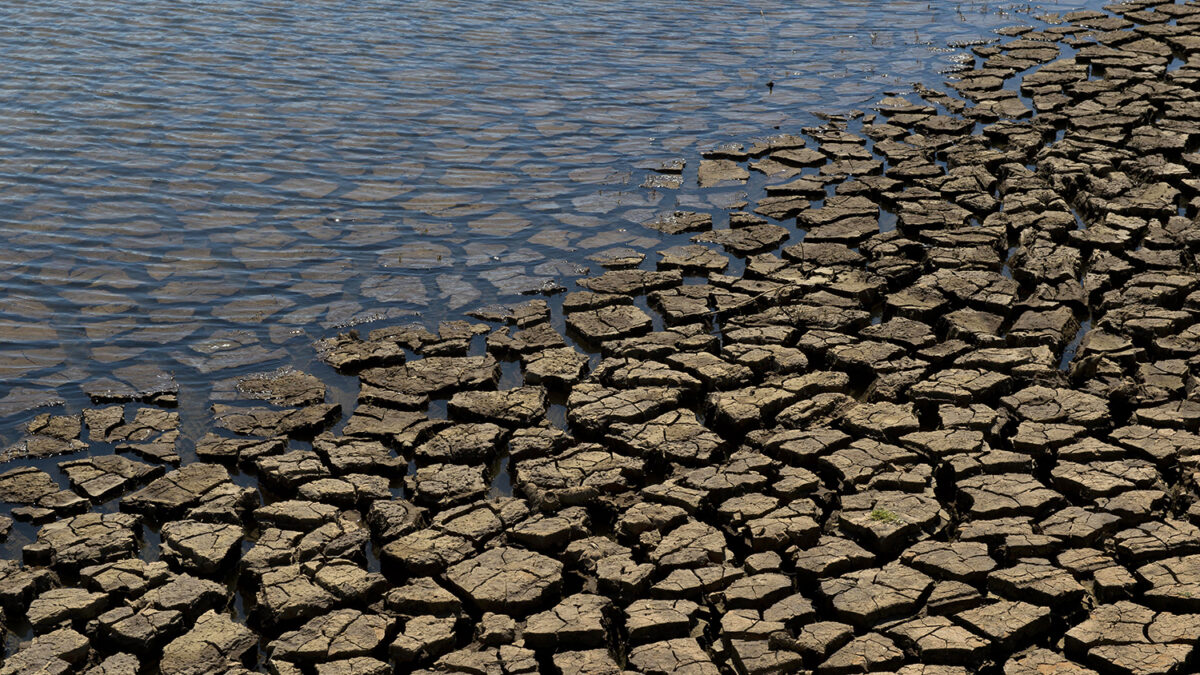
[4,1,1200,672]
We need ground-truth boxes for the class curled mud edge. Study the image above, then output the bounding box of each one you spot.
[5,2,1200,673]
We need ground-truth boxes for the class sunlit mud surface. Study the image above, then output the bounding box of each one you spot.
[12,0,1197,671]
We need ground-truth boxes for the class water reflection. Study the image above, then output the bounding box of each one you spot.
[0,0,1101,436]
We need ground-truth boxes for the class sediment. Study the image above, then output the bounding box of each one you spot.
[4,1,1200,673]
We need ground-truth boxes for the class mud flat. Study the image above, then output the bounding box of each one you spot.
[4,1,1200,673]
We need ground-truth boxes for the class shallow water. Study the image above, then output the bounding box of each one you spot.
[0,0,1104,437]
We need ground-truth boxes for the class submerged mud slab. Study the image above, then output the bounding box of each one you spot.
[5,1,1200,673]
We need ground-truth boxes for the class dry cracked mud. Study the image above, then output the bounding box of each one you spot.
[7,3,1200,674]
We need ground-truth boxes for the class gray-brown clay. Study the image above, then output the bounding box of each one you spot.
[6,3,1200,673]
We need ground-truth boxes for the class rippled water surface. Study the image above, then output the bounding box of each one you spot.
[0,0,1103,434]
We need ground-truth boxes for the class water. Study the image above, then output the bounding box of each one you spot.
[0,0,1103,439]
